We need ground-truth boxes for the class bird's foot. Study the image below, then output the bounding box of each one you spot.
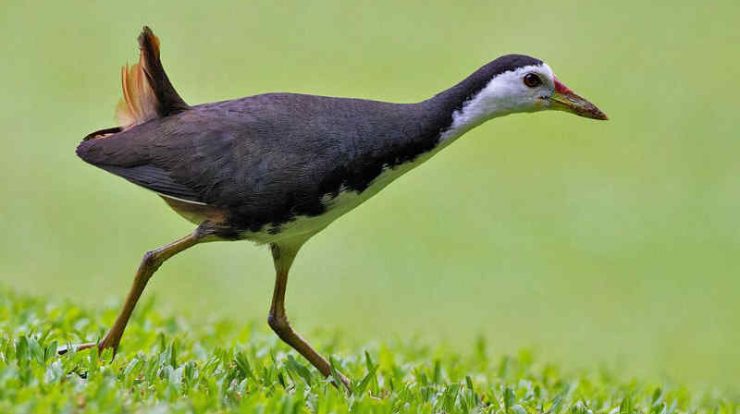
[337,374,352,393]
[57,335,120,357]
[57,342,98,355]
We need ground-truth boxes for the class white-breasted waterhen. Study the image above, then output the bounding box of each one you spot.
[64,27,607,389]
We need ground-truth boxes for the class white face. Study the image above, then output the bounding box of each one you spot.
[443,63,558,139]
[481,63,557,114]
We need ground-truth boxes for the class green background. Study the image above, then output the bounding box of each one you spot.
[1,1,738,390]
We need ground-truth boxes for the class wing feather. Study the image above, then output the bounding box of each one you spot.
[99,164,203,203]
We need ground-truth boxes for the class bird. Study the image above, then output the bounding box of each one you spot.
[64,26,607,389]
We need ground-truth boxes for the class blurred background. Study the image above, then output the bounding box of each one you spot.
[1,1,738,390]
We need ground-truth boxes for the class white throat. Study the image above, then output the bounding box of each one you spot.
[440,63,553,142]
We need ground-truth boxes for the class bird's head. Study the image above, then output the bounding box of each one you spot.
[444,55,607,136]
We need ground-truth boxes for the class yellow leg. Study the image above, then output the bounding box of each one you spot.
[59,231,202,356]
[267,241,351,391]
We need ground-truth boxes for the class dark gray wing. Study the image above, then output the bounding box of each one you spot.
[77,93,445,230]
[99,165,202,202]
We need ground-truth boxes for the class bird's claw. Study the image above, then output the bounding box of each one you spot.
[57,342,99,355]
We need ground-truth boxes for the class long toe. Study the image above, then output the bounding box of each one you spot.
[336,372,352,393]
[57,342,98,355]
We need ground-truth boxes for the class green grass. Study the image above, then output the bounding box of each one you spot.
[2,0,740,402]
[2,0,740,387]
[1,288,736,413]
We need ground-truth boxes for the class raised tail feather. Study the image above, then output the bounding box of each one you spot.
[101,26,189,134]
[76,27,197,201]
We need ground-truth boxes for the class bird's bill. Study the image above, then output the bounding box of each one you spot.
[549,79,608,120]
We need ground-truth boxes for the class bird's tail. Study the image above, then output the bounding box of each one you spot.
[115,26,189,130]
[84,27,189,141]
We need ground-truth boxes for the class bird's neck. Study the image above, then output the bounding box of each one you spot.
[337,71,510,191]
[415,70,507,151]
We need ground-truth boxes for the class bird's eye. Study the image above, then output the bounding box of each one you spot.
[523,73,542,88]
